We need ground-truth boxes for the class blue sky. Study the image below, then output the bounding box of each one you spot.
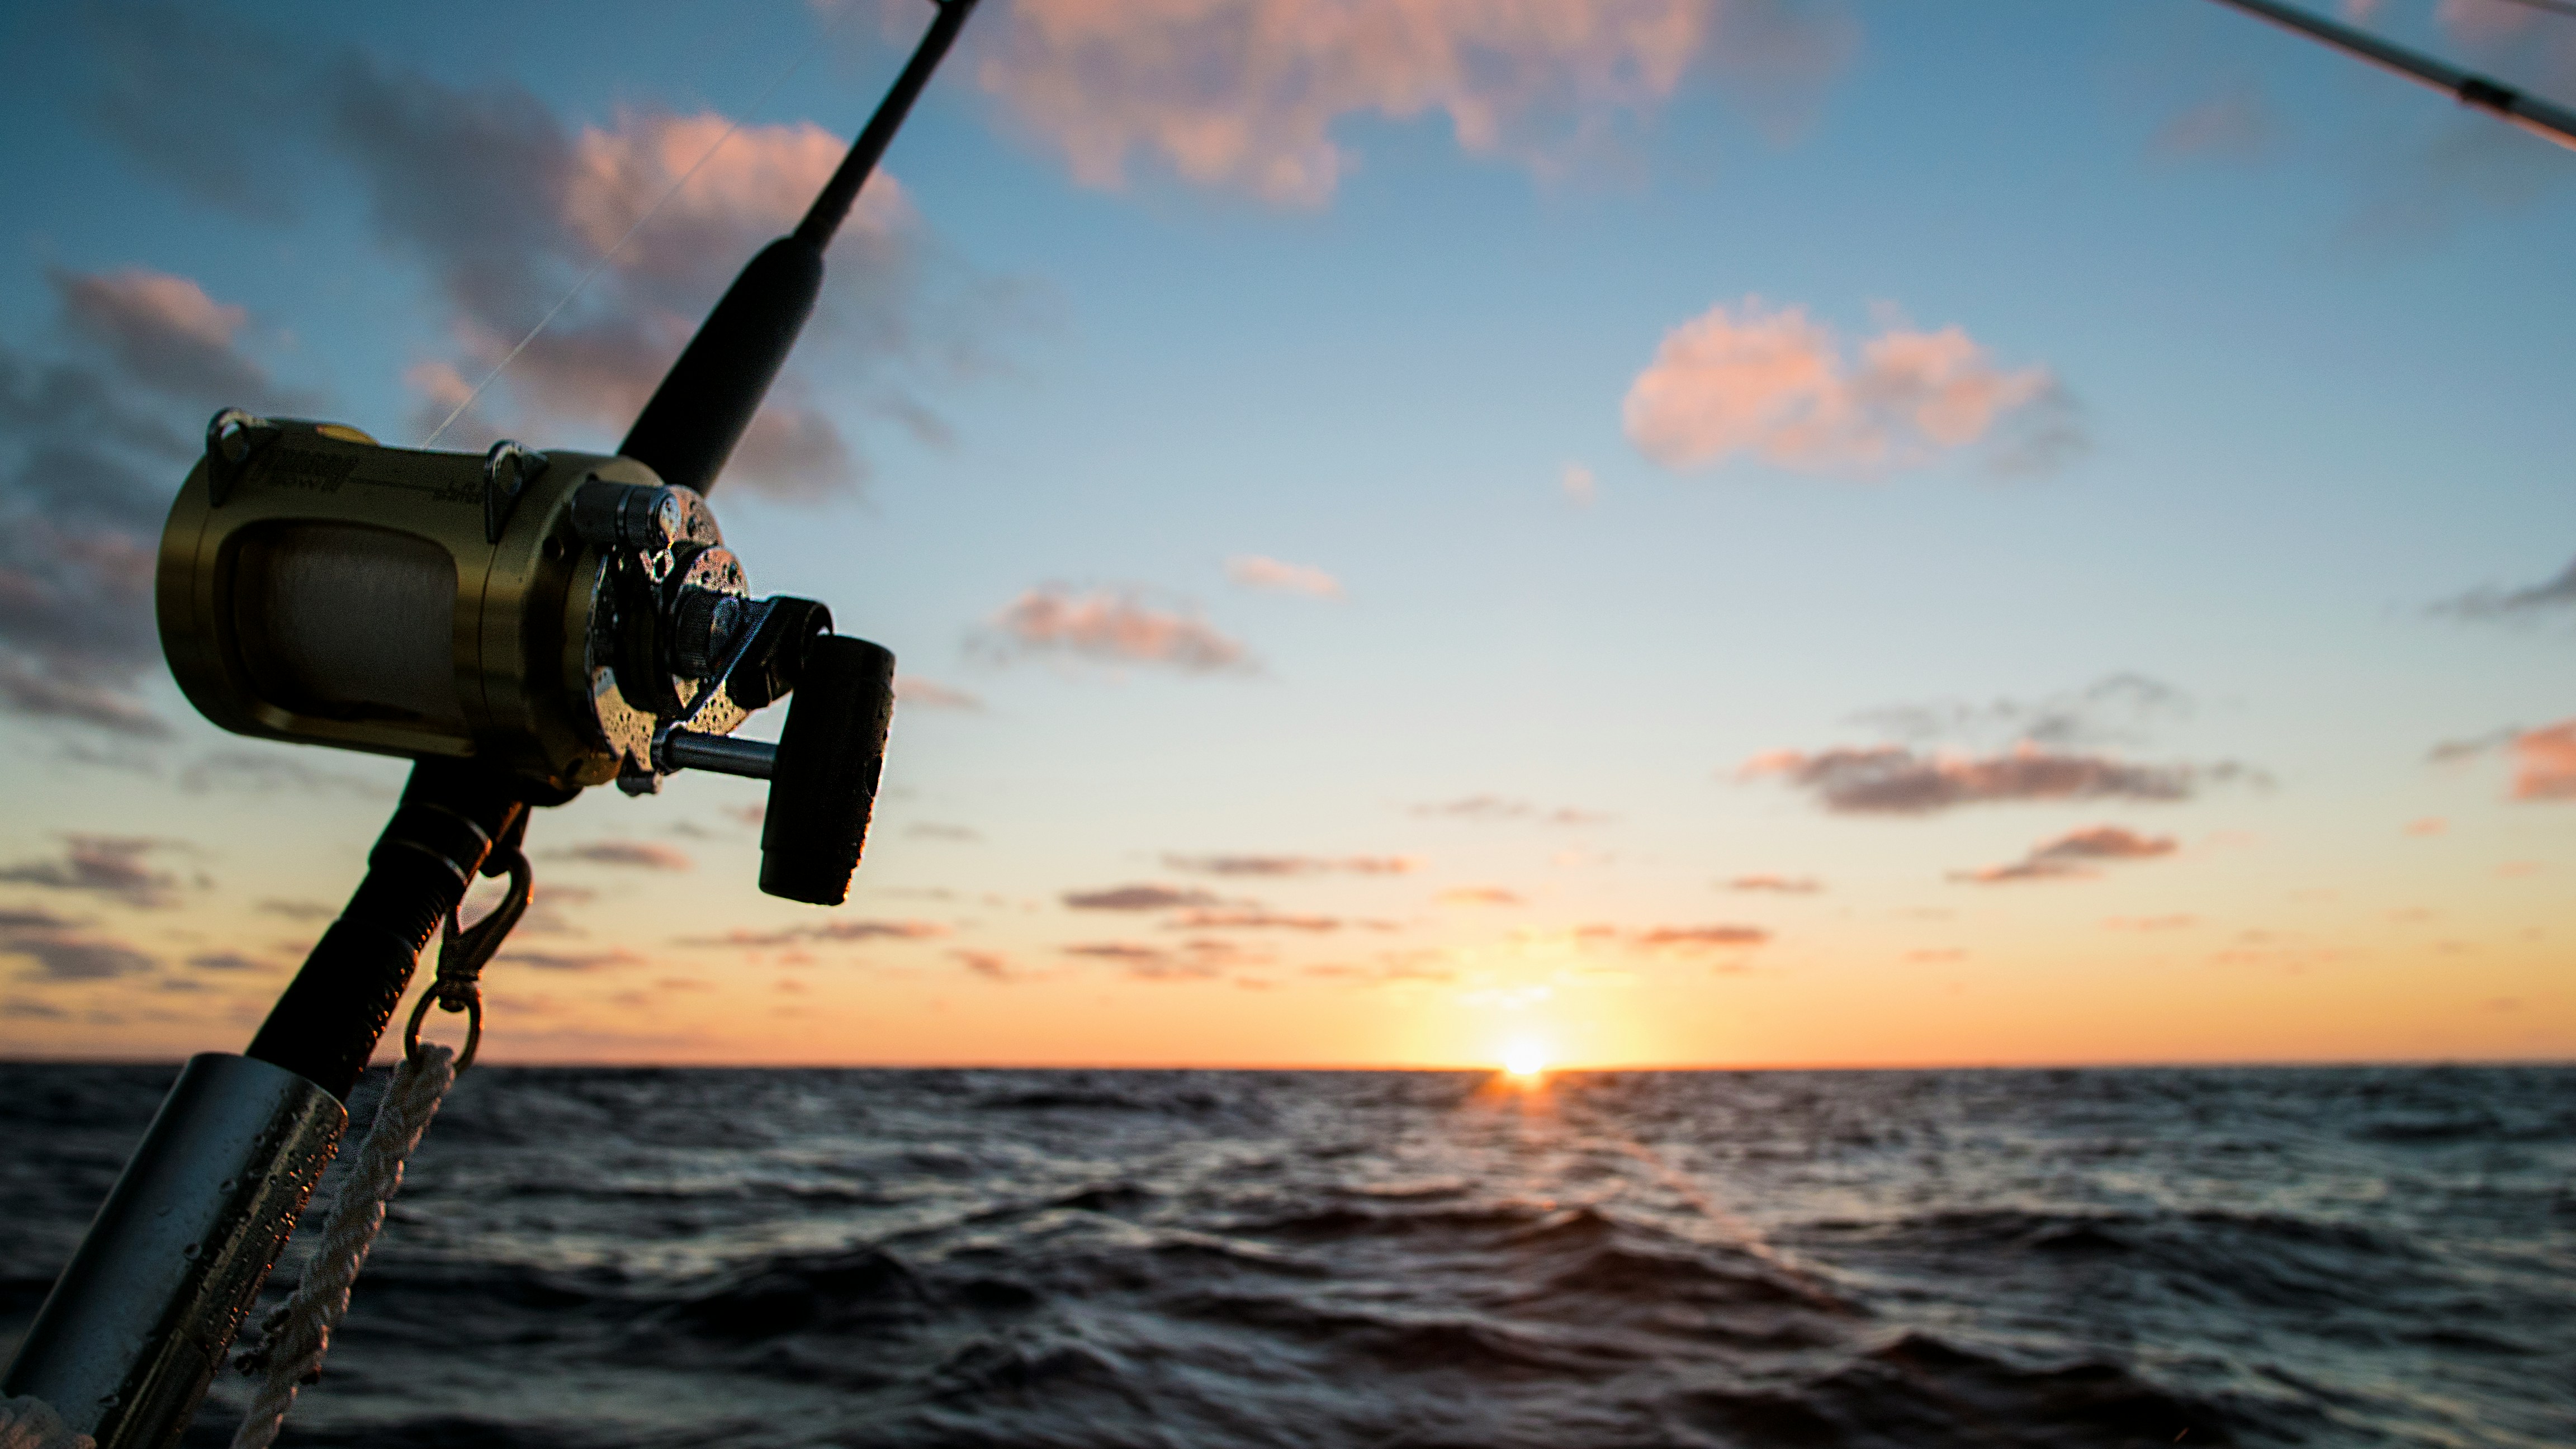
[0,0,2570,1067]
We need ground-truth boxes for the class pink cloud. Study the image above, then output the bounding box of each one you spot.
[895,675,984,710]
[1622,298,2060,475]
[2509,719,2576,801]
[1954,825,2177,884]
[1632,924,1770,949]
[1227,554,1343,598]
[990,586,1251,671]
[1726,873,1820,894]
[978,0,1853,206]
[1164,854,1419,875]
[1437,887,1522,906]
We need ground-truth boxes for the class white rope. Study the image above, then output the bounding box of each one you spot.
[229,1045,458,1449]
[0,1396,94,1449]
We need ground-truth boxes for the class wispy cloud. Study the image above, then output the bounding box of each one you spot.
[1168,909,1342,931]
[1164,853,1420,877]
[1739,743,2232,815]
[895,676,986,710]
[1623,297,2073,476]
[1560,462,1598,505]
[1409,795,1609,825]
[986,586,1251,672]
[1227,555,1343,598]
[1726,873,1820,894]
[0,907,157,982]
[0,835,186,908]
[1437,887,1523,906]
[550,840,694,871]
[1853,674,2191,750]
[2435,556,2576,622]
[679,920,947,948]
[1953,825,2177,884]
[976,0,1855,206]
[1063,884,1224,911]
[1631,924,1771,949]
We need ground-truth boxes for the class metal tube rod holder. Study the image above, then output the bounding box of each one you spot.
[659,729,776,779]
[2,1054,346,1449]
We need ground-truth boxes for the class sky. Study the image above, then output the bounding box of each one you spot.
[0,0,2571,1069]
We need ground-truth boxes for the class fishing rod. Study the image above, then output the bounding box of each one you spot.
[1,3,979,1445]
[2209,0,2576,150]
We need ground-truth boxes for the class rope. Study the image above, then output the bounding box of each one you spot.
[0,1396,94,1449]
[229,1045,458,1449]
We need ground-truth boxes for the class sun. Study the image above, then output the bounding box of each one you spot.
[1500,1040,1548,1079]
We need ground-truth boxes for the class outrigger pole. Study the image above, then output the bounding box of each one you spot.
[2209,0,2576,151]
[1,6,979,1447]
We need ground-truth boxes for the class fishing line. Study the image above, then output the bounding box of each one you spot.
[2487,0,2576,20]
[422,0,869,447]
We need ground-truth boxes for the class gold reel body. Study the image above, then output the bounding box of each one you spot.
[155,418,738,795]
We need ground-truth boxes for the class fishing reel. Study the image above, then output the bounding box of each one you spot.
[155,409,894,905]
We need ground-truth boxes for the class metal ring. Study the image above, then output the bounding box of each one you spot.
[484,440,548,544]
[204,408,271,506]
[403,985,484,1072]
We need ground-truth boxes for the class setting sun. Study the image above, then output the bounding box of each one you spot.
[1501,1041,1549,1079]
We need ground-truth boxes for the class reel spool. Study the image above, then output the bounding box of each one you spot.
[157,409,894,906]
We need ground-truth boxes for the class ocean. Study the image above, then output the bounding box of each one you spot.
[3,1063,2570,1447]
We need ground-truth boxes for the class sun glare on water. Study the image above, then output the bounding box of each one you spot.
[1501,1041,1548,1080]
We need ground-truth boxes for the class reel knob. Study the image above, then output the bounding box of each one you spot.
[758,635,896,906]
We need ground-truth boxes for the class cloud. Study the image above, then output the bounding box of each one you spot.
[954,949,1016,982]
[1063,884,1224,911]
[1739,742,2217,815]
[0,835,185,908]
[2403,817,2446,837]
[88,11,996,501]
[0,263,295,736]
[1409,795,1609,825]
[680,919,947,947]
[177,748,396,797]
[550,840,694,870]
[1164,853,1419,876]
[1438,887,1522,906]
[1061,939,1243,980]
[1726,873,1820,893]
[1168,909,1341,931]
[1227,554,1342,598]
[2152,88,2271,160]
[906,822,982,842]
[2507,719,2576,801]
[1631,924,1771,950]
[0,909,157,982]
[501,947,646,973]
[986,586,1252,671]
[1560,462,1598,505]
[185,950,273,972]
[1853,674,2191,750]
[2436,556,2576,621]
[1622,297,2069,476]
[895,676,984,710]
[977,0,1855,206]
[1954,825,2177,884]
[51,266,271,399]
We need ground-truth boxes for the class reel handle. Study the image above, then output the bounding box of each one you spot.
[758,635,896,905]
